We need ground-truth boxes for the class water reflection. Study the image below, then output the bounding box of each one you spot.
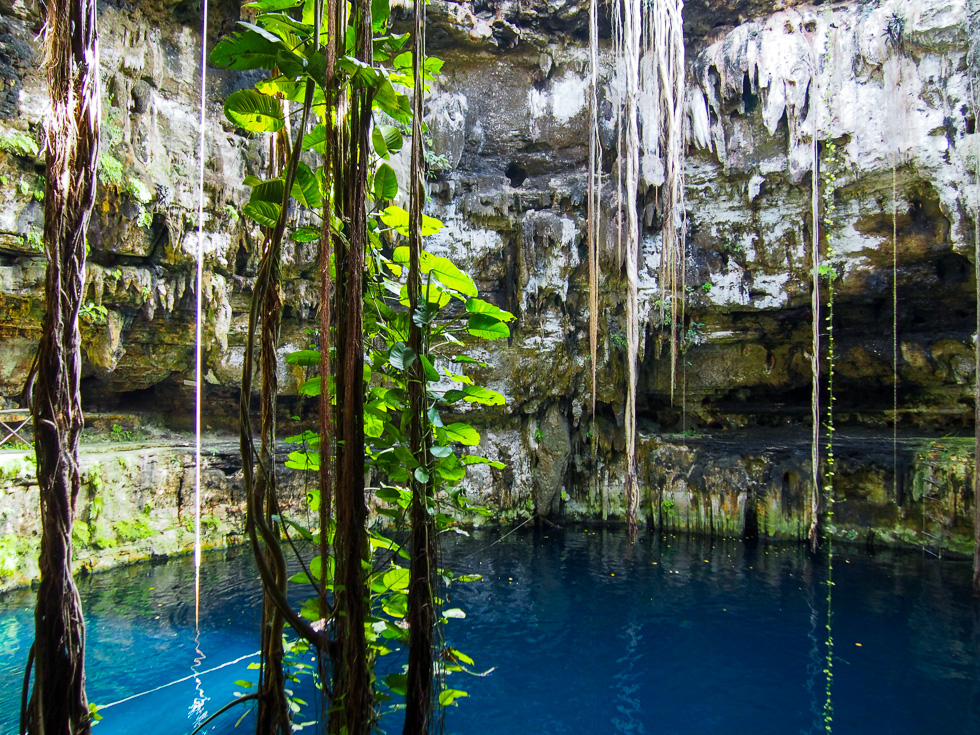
[1,530,978,734]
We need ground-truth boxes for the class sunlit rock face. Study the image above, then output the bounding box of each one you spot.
[0,0,975,543]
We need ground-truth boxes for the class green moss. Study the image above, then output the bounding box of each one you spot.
[114,517,154,543]
[72,521,91,547]
[0,131,39,158]
[89,518,116,550]
[0,535,33,580]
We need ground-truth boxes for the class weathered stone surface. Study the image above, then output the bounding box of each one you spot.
[0,433,308,591]
[0,0,976,554]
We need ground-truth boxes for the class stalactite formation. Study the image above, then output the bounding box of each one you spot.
[24,1,100,732]
[609,0,686,541]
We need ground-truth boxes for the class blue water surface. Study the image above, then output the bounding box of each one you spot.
[1,528,979,734]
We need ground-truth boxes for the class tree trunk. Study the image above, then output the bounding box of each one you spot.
[403,0,435,728]
[329,1,374,730]
[26,0,100,733]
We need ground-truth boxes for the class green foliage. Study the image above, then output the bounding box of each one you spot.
[0,130,39,158]
[99,100,125,186]
[0,535,31,579]
[16,175,44,202]
[125,177,154,228]
[24,227,42,251]
[79,301,109,326]
[126,177,153,205]
[114,516,154,543]
[107,423,144,443]
[209,0,502,721]
[99,152,124,187]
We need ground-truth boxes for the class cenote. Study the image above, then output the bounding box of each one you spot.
[7,0,980,732]
[2,529,979,735]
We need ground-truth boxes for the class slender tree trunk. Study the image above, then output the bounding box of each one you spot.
[329,0,374,730]
[403,0,436,729]
[26,1,100,733]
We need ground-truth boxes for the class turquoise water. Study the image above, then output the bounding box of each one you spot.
[1,529,979,734]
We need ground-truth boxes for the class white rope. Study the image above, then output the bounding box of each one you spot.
[98,651,260,710]
[193,1,210,595]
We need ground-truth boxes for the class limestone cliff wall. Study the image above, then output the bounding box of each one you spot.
[0,0,975,552]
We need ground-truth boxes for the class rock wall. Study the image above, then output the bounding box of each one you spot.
[0,424,312,591]
[0,0,976,553]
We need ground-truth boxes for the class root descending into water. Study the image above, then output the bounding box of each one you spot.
[610,0,686,541]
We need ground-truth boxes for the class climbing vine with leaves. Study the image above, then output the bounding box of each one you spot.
[207,0,510,731]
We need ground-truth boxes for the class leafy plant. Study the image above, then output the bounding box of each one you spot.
[207,0,500,728]
[114,516,154,542]
[98,152,124,186]
[79,301,108,326]
[125,177,154,228]
[24,227,42,251]
[0,130,39,158]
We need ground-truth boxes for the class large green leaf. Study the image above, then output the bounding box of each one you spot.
[210,32,282,71]
[398,283,451,309]
[371,0,391,31]
[392,248,475,297]
[291,161,323,209]
[389,342,416,371]
[435,454,466,482]
[381,207,444,237]
[461,454,506,469]
[291,225,320,242]
[372,127,390,159]
[438,690,468,707]
[465,297,515,322]
[274,48,307,78]
[254,76,307,103]
[224,89,284,132]
[364,412,384,438]
[285,450,319,470]
[243,200,282,228]
[467,314,510,340]
[461,386,505,406]
[381,566,410,591]
[286,349,320,366]
[378,124,403,154]
[430,255,477,297]
[373,79,411,123]
[439,422,481,446]
[244,0,301,10]
[419,354,440,382]
[374,163,398,201]
[303,124,327,154]
[298,376,321,396]
[249,178,285,205]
